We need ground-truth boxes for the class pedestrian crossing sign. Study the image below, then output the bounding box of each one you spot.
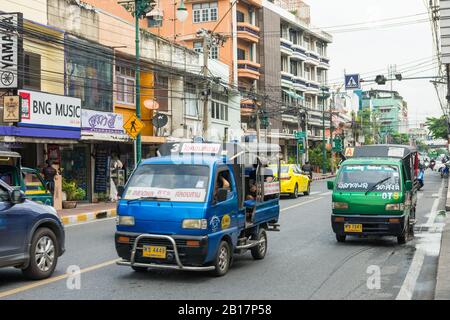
[123,114,145,139]
[345,74,360,90]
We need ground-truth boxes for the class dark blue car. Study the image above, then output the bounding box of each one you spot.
[0,179,65,280]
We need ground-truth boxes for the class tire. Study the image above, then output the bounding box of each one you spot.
[211,241,231,277]
[132,266,148,272]
[22,228,58,280]
[290,184,299,199]
[251,228,268,260]
[304,183,311,196]
[336,234,346,242]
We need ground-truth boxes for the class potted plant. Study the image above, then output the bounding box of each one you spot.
[62,178,86,209]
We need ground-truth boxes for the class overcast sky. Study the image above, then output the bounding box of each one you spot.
[308,0,443,128]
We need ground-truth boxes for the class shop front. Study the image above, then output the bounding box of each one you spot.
[80,109,131,202]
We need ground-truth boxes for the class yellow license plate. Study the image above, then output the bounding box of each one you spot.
[344,224,363,233]
[142,245,167,259]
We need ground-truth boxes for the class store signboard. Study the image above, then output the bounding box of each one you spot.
[0,13,22,89]
[18,90,81,130]
[81,109,128,141]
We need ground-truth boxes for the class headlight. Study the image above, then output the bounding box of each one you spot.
[385,203,404,211]
[118,216,135,226]
[182,219,207,229]
[332,202,348,209]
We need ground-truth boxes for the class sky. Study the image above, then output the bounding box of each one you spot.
[308,0,444,128]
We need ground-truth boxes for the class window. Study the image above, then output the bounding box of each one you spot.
[116,65,135,104]
[66,35,113,112]
[185,82,198,117]
[304,66,311,80]
[193,2,218,23]
[237,11,245,22]
[281,56,288,72]
[24,52,41,91]
[237,48,246,60]
[214,168,232,202]
[23,171,46,193]
[211,92,228,121]
[290,61,298,76]
[155,74,169,112]
[193,41,219,60]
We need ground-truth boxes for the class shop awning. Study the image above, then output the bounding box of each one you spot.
[283,90,304,101]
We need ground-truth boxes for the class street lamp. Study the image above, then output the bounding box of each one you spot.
[320,87,331,174]
[119,0,156,165]
[176,0,188,22]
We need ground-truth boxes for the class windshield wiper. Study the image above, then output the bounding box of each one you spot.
[126,196,171,204]
[365,177,391,195]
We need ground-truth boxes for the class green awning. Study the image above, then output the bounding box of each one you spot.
[283,90,304,101]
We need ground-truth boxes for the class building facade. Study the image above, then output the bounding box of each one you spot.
[262,0,332,160]
[362,90,409,141]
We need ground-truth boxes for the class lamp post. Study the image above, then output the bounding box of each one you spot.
[119,0,186,165]
[320,87,330,174]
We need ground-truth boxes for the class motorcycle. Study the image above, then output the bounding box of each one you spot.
[440,161,450,178]
[429,160,436,171]
[417,168,424,190]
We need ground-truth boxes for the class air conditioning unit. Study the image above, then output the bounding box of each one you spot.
[147,8,163,28]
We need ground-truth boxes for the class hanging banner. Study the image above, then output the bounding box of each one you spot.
[0,13,22,89]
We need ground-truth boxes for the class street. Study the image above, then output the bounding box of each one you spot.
[0,171,445,300]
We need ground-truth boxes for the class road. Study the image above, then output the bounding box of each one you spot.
[0,171,446,300]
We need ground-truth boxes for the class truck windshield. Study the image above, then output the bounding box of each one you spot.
[123,164,210,202]
[336,164,401,192]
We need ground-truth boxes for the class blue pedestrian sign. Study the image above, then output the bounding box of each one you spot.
[345,74,360,90]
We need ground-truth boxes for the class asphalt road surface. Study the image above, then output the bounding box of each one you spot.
[0,171,446,300]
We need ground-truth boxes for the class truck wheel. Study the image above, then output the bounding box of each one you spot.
[336,234,346,242]
[22,228,58,280]
[290,184,299,198]
[304,183,311,196]
[212,241,231,277]
[251,228,268,260]
[132,266,148,272]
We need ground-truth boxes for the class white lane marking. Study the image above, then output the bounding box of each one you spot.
[64,217,116,228]
[281,197,323,212]
[320,191,332,196]
[396,250,426,300]
[396,179,444,300]
[425,180,445,226]
[311,191,321,195]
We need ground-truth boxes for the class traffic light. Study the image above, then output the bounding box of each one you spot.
[395,73,402,81]
[375,75,387,85]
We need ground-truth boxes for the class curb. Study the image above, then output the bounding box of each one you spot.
[435,216,450,300]
[312,175,336,181]
[445,178,450,211]
[60,208,117,226]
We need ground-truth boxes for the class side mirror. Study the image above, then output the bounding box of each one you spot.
[405,180,412,191]
[327,181,335,190]
[117,186,125,198]
[216,188,228,203]
[10,189,25,204]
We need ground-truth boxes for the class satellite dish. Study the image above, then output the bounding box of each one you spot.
[144,99,159,110]
[152,112,168,128]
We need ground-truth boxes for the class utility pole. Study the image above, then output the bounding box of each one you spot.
[330,92,335,174]
[202,34,210,139]
[321,87,330,174]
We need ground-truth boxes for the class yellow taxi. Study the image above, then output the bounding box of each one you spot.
[270,164,311,198]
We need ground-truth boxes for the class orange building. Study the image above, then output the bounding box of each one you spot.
[150,0,263,121]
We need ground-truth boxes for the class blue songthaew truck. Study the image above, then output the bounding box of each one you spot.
[115,142,281,276]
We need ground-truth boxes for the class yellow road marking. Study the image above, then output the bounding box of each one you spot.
[281,197,323,212]
[0,259,119,299]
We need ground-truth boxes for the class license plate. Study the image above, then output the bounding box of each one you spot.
[142,245,167,259]
[344,224,363,233]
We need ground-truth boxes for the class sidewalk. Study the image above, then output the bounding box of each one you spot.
[436,178,450,299]
[58,202,117,226]
[312,172,336,181]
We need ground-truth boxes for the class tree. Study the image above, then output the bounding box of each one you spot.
[425,116,448,140]
[391,133,409,145]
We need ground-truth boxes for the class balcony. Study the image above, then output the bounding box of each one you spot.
[305,51,320,66]
[241,0,262,8]
[280,38,293,56]
[292,76,307,90]
[318,57,330,69]
[306,80,320,93]
[291,44,307,61]
[237,22,260,43]
[281,71,293,87]
[238,60,261,80]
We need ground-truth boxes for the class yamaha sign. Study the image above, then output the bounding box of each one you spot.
[0,13,22,89]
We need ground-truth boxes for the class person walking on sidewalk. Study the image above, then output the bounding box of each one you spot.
[42,160,57,194]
